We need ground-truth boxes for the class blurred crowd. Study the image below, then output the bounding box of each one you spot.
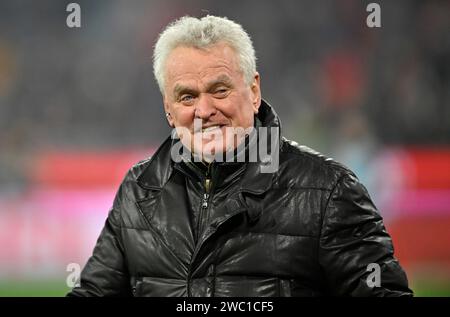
[0,0,449,187]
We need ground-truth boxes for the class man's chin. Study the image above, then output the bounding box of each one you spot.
[192,145,229,163]
[196,149,223,163]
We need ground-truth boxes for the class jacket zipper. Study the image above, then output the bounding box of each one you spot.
[187,201,246,296]
[196,163,212,244]
[189,163,214,296]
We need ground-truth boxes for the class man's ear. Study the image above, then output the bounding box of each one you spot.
[163,97,175,128]
[250,72,261,114]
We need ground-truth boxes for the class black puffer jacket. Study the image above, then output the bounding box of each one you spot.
[68,100,412,297]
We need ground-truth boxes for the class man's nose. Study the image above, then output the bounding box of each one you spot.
[194,94,217,120]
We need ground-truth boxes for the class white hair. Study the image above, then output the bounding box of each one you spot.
[153,15,257,93]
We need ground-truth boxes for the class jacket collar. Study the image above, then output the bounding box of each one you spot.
[136,136,174,190]
[137,99,281,194]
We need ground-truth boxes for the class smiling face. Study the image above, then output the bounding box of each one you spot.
[163,42,261,161]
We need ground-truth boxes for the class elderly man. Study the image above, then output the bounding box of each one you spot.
[68,15,412,297]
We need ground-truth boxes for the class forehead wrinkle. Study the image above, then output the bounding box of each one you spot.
[165,43,242,93]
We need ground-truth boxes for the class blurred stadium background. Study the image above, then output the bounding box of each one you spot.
[0,0,449,296]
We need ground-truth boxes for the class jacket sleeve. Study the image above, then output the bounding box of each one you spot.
[318,172,413,296]
[67,180,132,297]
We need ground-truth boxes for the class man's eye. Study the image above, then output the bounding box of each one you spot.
[180,95,194,102]
[214,88,229,97]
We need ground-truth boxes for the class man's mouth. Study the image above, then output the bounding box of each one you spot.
[193,124,227,134]
[202,125,223,133]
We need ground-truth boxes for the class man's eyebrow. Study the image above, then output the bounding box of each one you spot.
[172,74,233,98]
[173,84,197,99]
[205,74,233,90]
